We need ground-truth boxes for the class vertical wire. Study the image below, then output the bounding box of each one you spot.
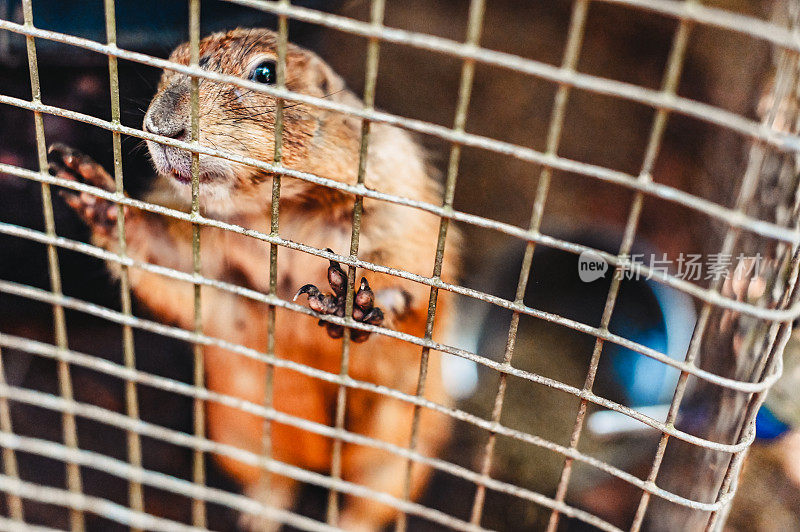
[394,2,486,531]
[704,56,800,532]
[102,1,143,525]
[187,0,205,527]
[547,7,695,531]
[0,345,24,522]
[259,0,289,504]
[20,2,85,530]
[628,43,797,532]
[706,278,800,531]
[326,0,385,525]
[468,0,590,526]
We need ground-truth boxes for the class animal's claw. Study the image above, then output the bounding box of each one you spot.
[326,249,348,296]
[354,277,374,310]
[295,256,385,342]
[48,143,115,191]
[362,307,384,326]
[48,143,123,235]
[293,284,338,314]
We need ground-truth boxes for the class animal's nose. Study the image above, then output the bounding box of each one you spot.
[144,83,190,140]
[144,113,188,140]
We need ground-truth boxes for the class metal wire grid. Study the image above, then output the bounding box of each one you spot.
[0,0,797,531]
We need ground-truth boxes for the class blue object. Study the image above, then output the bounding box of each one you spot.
[607,279,694,409]
[755,405,791,441]
[608,328,670,407]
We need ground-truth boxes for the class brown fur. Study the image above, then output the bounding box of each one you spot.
[91,28,459,530]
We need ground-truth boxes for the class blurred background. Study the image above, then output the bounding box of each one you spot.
[1,0,799,530]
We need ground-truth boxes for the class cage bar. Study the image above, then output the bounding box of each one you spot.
[0,347,23,523]
[19,1,85,530]
[397,0,486,530]
[256,0,289,522]
[469,0,590,526]
[549,3,696,529]
[326,0,385,525]
[186,0,207,527]
[0,0,797,530]
[101,0,144,524]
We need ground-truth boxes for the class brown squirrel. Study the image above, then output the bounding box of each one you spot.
[48,28,459,531]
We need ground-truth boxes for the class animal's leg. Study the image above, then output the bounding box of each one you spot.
[48,143,122,237]
[204,333,336,530]
[238,474,300,532]
[49,143,198,326]
[337,370,451,530]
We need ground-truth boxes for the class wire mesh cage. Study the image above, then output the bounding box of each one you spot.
[1,0,800,531]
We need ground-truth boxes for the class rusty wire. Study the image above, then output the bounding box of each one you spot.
[0,0,798,531]
[19,1,84,530]
[102,0,144,525]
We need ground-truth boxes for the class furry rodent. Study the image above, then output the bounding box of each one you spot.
[50,28,460,531]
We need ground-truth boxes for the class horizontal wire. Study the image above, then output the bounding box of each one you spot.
[0,332,740,514]
[0,21,799,248]
[0,384,496,532]
[0,516,63,532]
[0,99,796,320]
[593,0,800,50]
[0,279,763,456]
[0,202,787,395]
[216,0,800,155]
[0,430,339,532]
[0,473,207,532]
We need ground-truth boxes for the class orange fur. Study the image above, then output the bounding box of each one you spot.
[90,28,459,530]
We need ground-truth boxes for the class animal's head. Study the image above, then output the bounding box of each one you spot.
[144,28,360,215]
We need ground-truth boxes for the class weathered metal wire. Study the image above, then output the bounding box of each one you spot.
[2,21,800,247]
[398,1,485,530]
[551,3,696,529]
[0,1,796,530]
[102,0,144,525]
[187,1,207,527]
[19,2,84,530]
[0,347,23,523]
[471,0,590,526]
[326,0,384,523]
[257,0,289,521]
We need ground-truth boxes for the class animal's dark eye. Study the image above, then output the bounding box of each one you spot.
[250,60,277,84]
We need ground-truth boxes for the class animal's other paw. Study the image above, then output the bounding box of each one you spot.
[48,143,124,236]
[294,250,384,342]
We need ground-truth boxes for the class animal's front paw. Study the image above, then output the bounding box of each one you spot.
[48,143,124,236]
[294,250,384,342]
